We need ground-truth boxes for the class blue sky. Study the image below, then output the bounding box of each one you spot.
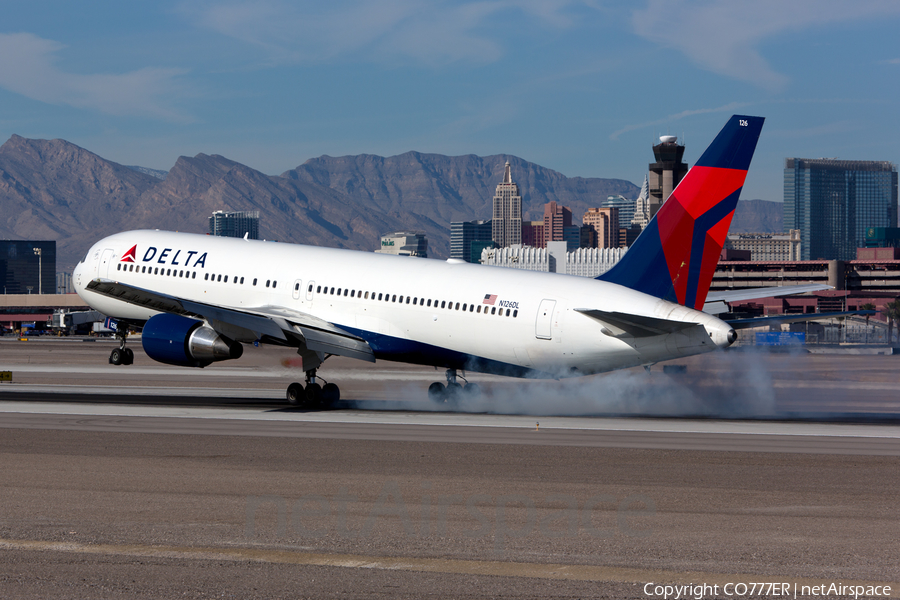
[1,1,898,202]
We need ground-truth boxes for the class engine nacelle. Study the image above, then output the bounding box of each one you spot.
[142,313,243,368]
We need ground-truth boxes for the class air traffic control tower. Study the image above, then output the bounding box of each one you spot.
[648,135,688,218]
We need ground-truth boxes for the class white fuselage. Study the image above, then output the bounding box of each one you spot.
[73,230,734,378]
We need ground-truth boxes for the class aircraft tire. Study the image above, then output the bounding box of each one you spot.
[427,382,446,403]
[286,382,305,406]
[322,383,340,407]
[464,383,481,398]
[305,382,323,406]
[109,348,123,366]
[123,348,134,365]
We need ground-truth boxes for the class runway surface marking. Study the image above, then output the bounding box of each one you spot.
[1,401,899,438]
[1,537,896,593]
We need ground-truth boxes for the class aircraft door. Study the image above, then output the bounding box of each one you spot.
[306,281,315,302]
[98,248,115,279]
[535,299,556,340]
[292,279,303,300]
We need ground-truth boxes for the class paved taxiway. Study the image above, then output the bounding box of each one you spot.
[0,338,899,598]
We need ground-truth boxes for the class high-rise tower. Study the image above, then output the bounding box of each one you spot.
[784,158,898,260]
[648,136,688,218]
[491,162,522,248]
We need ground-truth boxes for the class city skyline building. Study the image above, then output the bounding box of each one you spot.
[582,207,620,248]
[209,210,260,239]
[648,135,688,218]
[725,230,802,261]
[521,220,545,248]
[1,240,56,295]
[491,162,522,248]
[601,195,636,230]
[375,231,428,258]
[784,158,898,260]
[542,201,572,247]
[450,219,492,263]
[631,175,651,230]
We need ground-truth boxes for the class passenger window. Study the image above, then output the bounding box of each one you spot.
[317,285,321,293]
[440,301,446,309]
[406,297,410,304]
[295,283,300,291]
[378,293,382,300]
[330,287,335,294]
[350,290,355,297]
[217,274,222,282]
[253,278,258,286]
[154,268,158,275]
[337,288,341,295]
[413,298,417,305]
[193,272,197,279]
[266,280,271,288]
[392,295,397,302]
[117,264,121,271]
[513,309,518,318]
[491,307,496,315]
[455,303,460,310]
[364,291,369,299]
[240,277,244,284]
[344,289,348,297]
[469,305,474,312]
[462,303,466,311]
[427,299,431,307]
[506,309,510,316]
[477,305,481,313]
[309,284,313,292]
[273,281,277,288]
[398,295,403,303]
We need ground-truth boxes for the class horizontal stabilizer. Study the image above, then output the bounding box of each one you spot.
[726,310,876,330]
[575,308,699,338]
[703,283,834,313]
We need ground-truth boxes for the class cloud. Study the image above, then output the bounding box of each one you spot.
[632,0,900,91]
[0,32,190,121]
[183,0,577,66]
[609,101,750,140]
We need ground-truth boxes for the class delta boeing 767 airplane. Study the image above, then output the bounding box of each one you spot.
[74,115,774,407]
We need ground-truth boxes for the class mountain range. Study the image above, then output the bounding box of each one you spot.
[0,134,782,272]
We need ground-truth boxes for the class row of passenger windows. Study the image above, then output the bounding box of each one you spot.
[116,263,278,288]
[312,284,519,318]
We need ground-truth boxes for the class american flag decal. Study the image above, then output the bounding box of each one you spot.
[483,294,498,305]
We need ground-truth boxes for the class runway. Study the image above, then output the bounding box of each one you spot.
[1,338,899,598]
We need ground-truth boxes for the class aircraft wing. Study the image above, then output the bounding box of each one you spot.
[725,310,876,330]
[84,279,375,362]
[574,308,699,338]
[702,283,833,314]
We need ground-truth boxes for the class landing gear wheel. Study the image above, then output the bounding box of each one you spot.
[464,383,481,398]
[286,382,305,406]
[322,382,340,407]
[123,348,134,365]
[109,348,124,365]
[428,382,446,403]
[305,382,323,406]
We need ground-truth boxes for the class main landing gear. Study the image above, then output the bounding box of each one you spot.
[109,330,134,366]
[428,369,480,406]
[286,368,340,409]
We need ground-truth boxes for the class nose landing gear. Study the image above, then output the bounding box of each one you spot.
[109,330,134,365]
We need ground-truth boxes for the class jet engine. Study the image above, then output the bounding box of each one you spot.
[141,313,243,367]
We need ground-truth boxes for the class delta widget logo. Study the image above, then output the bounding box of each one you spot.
[120,245,137,263]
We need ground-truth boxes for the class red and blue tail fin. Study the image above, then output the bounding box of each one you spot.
[597,115,764,310]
